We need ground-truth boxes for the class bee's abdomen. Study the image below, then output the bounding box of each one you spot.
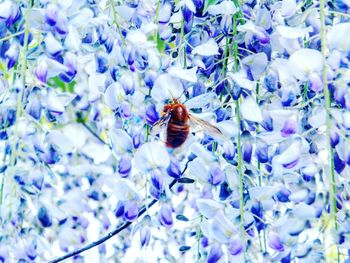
[166,120,189,148]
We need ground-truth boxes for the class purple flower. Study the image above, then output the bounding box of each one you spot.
[167,159,182,179]
[268,232,284,252]
[55,14,68,35]
[96,53,109,73]
[309,73,323,93]
[0,1,20,26]
[26,88,42,120]
[35,60,48,83]
[120,101,132,119]
[115,201,125,217]
[132,132,143,149]
[37,206,52,228]
[124,201,138,222]
[228,238,243,255]
[45,4,58,26]
[118,155,132,177]
[151,169,164,192]
[140,226,151,247]
[207,243,223,263]
[120,74,135,95]
[208,166,224,186]
[281,116,298,137]
[158,204,173,228]
[145,104,159,125]
[4,43,19,69]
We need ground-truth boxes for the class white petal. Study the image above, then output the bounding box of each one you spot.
[46,130,74,154]
[289,189,308,203]
[191,39,219,56]
[169,66,197,82]
[62,124,88,149]
[126,31,148,46]
[242,53,268,80]
[114,179,141,201]
[277,26,312,39]
[210,212,237,243]
[207,0,238,15]
[115,5,135,21]
[217,120,239,138]
[81,141,111,164]
[327,23,350,53]
[275,139,302,165]
[249,186,277,201]
[184,0,196,12]
[185,92,219,110]
[104,82,125,109]
[190,142,216,163]
[281,0,297,17]
[196,199,224,219]
[88,73,105,102]
[308,107,326,128]
[288,49,323,80]
[187,158,209,184]
[151,73,184,102]
[228,70,256,91]
[241,97,263,123]
[134,142,170,172]
[64,26,80,52]
[293,203,316,219]
[45,32,62,56]
[109,128,133,155]
[70,8,93,28]
[46,58,68,79]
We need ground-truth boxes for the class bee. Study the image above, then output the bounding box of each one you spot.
[151,98,223,148]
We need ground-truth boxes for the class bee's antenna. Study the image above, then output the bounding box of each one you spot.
[167,89,175,100]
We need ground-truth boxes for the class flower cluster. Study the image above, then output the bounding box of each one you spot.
[0,0,349,262]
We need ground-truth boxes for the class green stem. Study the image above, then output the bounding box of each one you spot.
[0,30,25,42]
[231,9,245,252]
[319,0,339,261]
[235,99,245,246]
[154,0,161,43]
[0,1,31,207]
[179,13,186,69]
[109,0,126,45]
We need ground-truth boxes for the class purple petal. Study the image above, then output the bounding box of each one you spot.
[268,232,284,252]
[208,166,224,186]
[167,159,182,179]
[140,226,151,247]
[207,243,223,263]
[280,116,298,137]
[228,238,243,255]
[158,204,173,228]
[45,4,58,26]
[35,60,48,83]
[118,155,132,177]
[124,201,138,222]
[150,169,164,191]
[145,104,159,125]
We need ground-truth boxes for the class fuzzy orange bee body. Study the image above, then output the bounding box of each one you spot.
[163,100,190,148]
[151,98,223,149]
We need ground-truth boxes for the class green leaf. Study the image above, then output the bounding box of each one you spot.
[47,76,76,93]
[203,0,219,14]
[156,33,166,52]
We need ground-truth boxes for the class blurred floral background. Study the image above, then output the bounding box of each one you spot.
[0,0,350,262]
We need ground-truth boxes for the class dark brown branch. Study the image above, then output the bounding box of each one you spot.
[49,165,187,263]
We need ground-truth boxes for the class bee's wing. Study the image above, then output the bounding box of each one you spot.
[150,111,171,137]
[189,113,224,140]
